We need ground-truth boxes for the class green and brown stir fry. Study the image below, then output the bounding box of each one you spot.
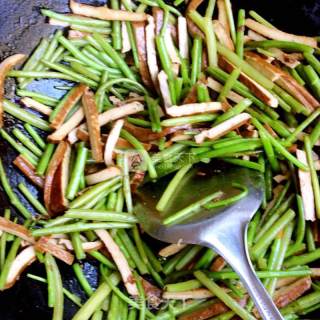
[0,0,320,319]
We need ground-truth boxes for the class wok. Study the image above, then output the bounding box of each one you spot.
[0,0,319,318]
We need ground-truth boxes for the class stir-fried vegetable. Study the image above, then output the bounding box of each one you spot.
[0,0,320,319]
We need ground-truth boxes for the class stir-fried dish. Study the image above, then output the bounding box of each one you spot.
[0,0,320,319]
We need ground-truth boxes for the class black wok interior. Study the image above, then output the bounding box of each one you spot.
[0,0,319,318]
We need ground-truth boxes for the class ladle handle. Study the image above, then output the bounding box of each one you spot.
[202,222,284,320]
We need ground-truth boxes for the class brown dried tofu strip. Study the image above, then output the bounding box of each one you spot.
[82,88,103,162]
[48,107,85,143]
[13,155,44,188]
[210,256,226,272]
[195,113,252,144]
[124,121,191,142]
[50,84,87,129]
[217,0,230,35]
[49,143,71,216]
[21,97,52,116]
[219,56,278,108]
[297,149,316,221]
[163,289,214,300]
[0,217,34,243]
[96,229,138,296]
[213,20,234,51]
[44,141,69,215]
[0,54,26,127]
[35,236,74,265]
[183,84,198,104]
[245,52,319,110]
[130,171,145,193]
[245,18,318,48]
[142,278,162,308]
[274,277,312,309]
[179,297,247,320]
[70,0,147,21]
[5,246,36,289]
[159,243,187,258]
[253,277,312,318]
[132,22,154,90]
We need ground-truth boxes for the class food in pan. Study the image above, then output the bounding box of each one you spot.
[0,0,320,319]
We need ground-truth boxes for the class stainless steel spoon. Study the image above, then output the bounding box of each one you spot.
[134,165,284,320]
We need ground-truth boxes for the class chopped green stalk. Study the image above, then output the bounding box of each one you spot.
[16,90,58,107]
[190,37,202,85]
[134,272,146,320]
[204,183,249,208]
[248,10,275,28]
[12,128,42,157]
[281,291,320,315]
[0,236,21,289]
[32,222,131,237]
[41,60,97,87]
[121,129,157,179]
[70,176,121,209]
[236,9,245,58]
[0,158,32,219]
[194,271,255,320]
[58,35,105,71]
[117,229,148,275]
[163,191,223,225]
[36,143,55,176]
[251,209,295,259]
[162,114,216,127]
[218,68,241,102]
[304,65,320,99]
[73,263,93,296]
[3,100,51,131]
[306,223,316,252]
[18,183,47,215]
[304,136,320,219]
[146,96,161,133]
[289,67,306,86]
[126,21,140,69]
[156,164,192,211]
[224,0,236,43]
[188,11,217,66]
[27,273,82,307]
[24,124,46,150]
[88,251,115,269]
[197,83,211,102]
[284,107,320,146]
[65,209,137,223]
[41,9,110,27]
[265,222,294,295]
[310,121,320,146]
[304,52,320,75]
[71,232,86,260]
[93,33,136,81]
[67,142,88,200]
[0,209,10,269]
[217,43,274,89]
[207,269,311,280]
[110,0,122,50]
[100,266,140,310]
[0,129,38,165]
[72,273,120,320]
[223,158,264,172]
[245,40,314,53]
[252,118,308,170]
[175,245,202,270]
[18,38,49,84]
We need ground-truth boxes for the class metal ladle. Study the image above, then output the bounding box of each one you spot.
[134,165,283,320]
